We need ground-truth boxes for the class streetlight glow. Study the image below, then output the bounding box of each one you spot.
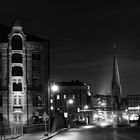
[68,99,74,104]
[84,105,89,110]
[51,84,59,92]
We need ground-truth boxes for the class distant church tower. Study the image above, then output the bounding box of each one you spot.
[111,45,122,107]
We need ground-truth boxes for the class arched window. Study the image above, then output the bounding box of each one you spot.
[12,53,22,63]
[12,35,22,50]
[12,66,23,76]
[13,82,22,91]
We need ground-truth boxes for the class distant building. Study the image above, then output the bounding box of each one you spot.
[51,80,92,125]
[120,98,128,111]
[127,95,140,123]
[0,20,49,126]
[91,94,113,111]
[90,45,123,126]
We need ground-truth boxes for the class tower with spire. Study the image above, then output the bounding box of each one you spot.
[0,20,48,129]
[111,44,122,108]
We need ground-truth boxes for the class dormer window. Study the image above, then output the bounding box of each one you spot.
[12,35,22,50]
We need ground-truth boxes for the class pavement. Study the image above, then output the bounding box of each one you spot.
[4,128,68,140]
[4,124,140,140]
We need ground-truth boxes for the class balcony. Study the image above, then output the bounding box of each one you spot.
[13,106,23,113]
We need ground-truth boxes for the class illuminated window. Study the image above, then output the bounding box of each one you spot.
[73,94,75,99]
[13,82,22,91]
[12,53,22,63]
[57,95,60,100]
[50,99,53,103]
[12,66,23,76]
[12,35,22,50]
[64,95,66,99]
[50,106,54,110]
[77,108,80,112]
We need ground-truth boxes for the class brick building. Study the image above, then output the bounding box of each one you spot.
[0,20,49,127]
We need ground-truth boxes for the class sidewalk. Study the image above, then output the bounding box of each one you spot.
[4,128,68,140]
[43,128,68,140]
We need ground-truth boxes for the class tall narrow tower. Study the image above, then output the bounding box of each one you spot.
[8,20,27,124]
[111,45,122,107]
[0,20,48,127]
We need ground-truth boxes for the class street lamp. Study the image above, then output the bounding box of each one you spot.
[44,82,59,136]
[68,99,74,105]
[51,84,59,92]
[49,83,59,131]
[64,99,74,128]
[84,105,89,110]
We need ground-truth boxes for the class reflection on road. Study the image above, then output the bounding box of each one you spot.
[50,125,140,140]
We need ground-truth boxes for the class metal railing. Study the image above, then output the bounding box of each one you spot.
[0,121,23,140]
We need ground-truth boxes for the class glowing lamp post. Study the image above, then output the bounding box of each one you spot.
[64,99,74,128]
[50,83,59,112]
[44,83,59,136]
[68,99,74,105]
[49,83,59,125]
[84,105,89,110]
[51,84,59,92]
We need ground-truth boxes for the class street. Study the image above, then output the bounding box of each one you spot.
[49,125,140,140]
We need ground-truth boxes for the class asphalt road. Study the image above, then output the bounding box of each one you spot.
[49,125,140,140]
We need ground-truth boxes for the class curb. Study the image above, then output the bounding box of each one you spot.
[5,135,22,140]
[43,128,68,140]
[5,128,68,140]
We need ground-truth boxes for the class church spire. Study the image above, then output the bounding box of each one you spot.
[111,44,122,98]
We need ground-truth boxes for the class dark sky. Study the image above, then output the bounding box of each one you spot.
[0,1,140,96]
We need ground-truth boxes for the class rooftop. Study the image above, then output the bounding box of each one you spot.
[56,80,87,86]
[0,24,48,42]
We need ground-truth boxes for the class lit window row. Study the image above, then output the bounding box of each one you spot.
[56,94,75,100]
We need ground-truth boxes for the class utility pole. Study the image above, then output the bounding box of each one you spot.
[47,40,51,133]
[44,40,50,136]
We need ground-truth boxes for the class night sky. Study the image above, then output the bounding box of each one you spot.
[0,1,140,96]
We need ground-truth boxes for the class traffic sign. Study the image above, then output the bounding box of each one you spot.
[43,112,49,120]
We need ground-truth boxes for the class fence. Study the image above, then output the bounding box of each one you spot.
[0,121,23,140]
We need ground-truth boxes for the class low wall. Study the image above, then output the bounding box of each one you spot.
[23,124,48,133]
